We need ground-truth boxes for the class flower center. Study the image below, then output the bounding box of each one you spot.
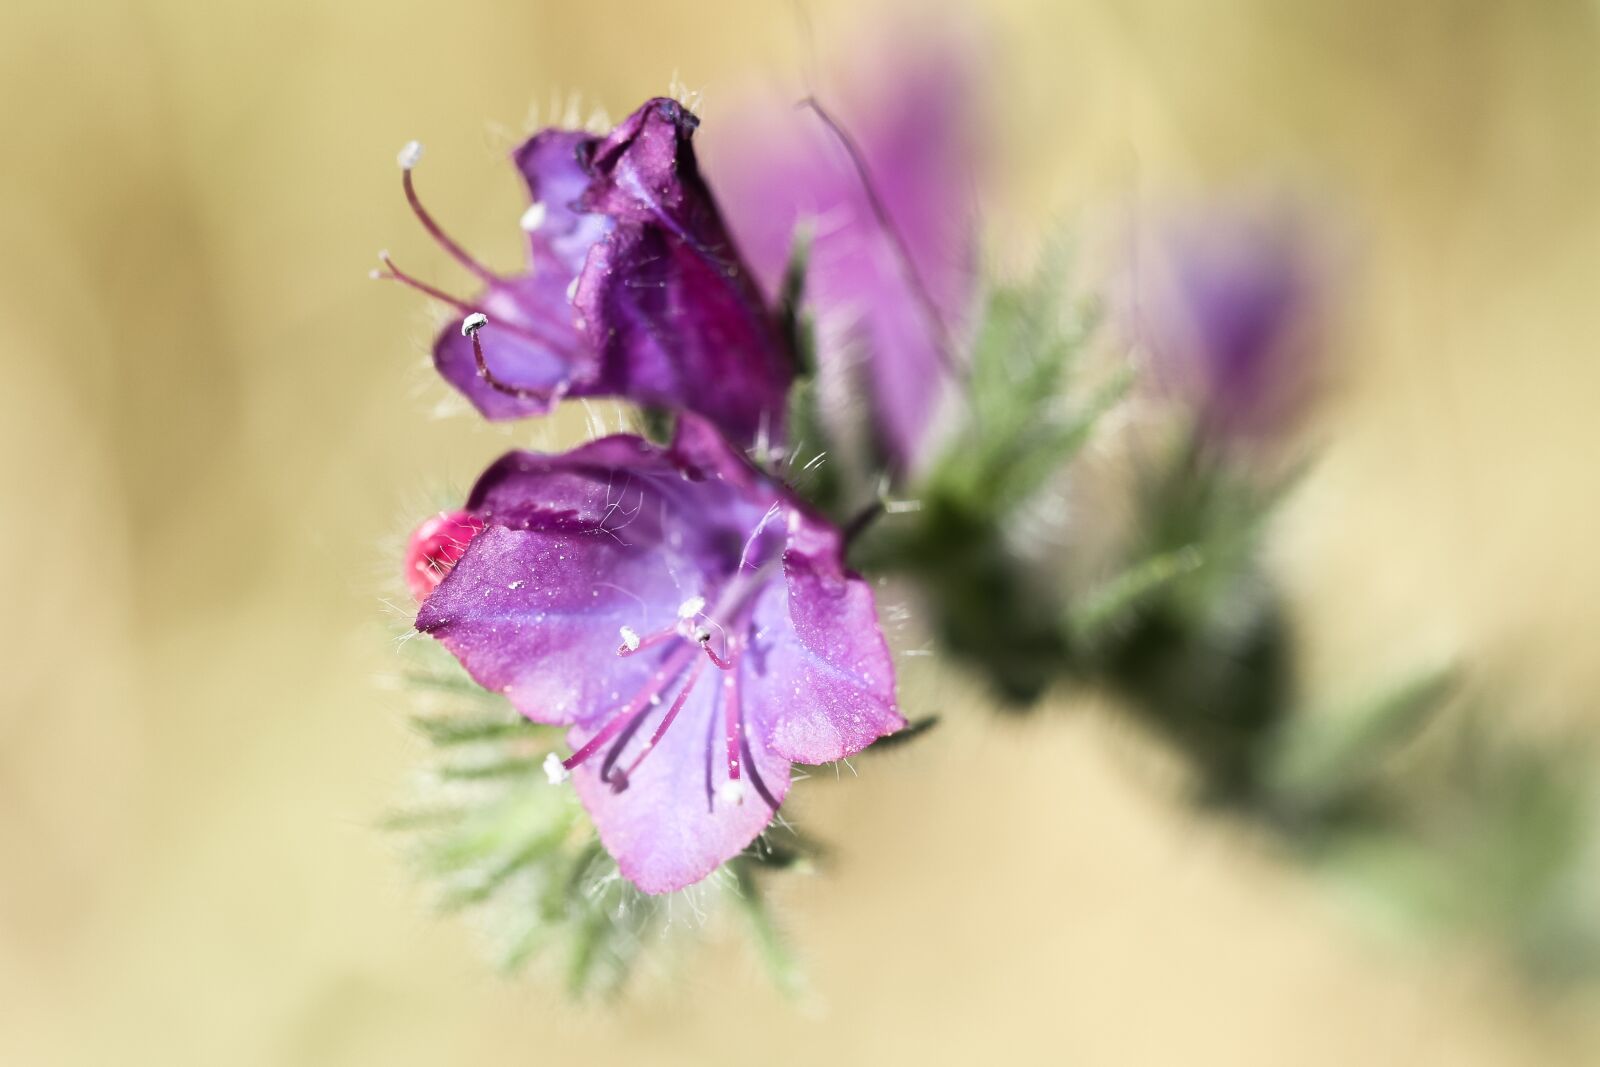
[560,557,783,808]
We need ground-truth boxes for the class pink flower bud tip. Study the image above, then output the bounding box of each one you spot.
[404,510,485,600]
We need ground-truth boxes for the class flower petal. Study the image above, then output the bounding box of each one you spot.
[512,128,611,275]
[707,32,982,470]
[573,98,792,447]
[416,523,682,726]
[744,516,904,764]
[568,679,792,895]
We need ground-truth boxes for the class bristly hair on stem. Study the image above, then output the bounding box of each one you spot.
[387,636,822,998]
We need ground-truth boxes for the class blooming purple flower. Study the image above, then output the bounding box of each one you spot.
[1132,201,1331,444]
[414,414,904,893]
[381,99,792,447]
[707,32,982,471]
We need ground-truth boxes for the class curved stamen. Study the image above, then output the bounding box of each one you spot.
[700,632,734,671]
[466,317,565,400]
[401,161,501,286]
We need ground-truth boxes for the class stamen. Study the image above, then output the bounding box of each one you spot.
[375,253,575,355]
[716,780,746,807]
[610,656,708,791]
[678,595,706,619]
[616,621,679,658]
[397,140,424,171]
[372,251,476,313]
[400,156,500,285]
[700,630,734,671]
[519,202,547,232]
[562,646,697,771]
[467,317,546,400]
[543,752,570,785]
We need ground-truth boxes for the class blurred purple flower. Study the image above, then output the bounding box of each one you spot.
[707,30,982,471]
[1133,201,1331,443]
[381,99,792,448]
[415,414,904,893]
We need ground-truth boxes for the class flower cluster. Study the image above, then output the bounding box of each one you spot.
[387,98,906,894]
[380,35,1600,998]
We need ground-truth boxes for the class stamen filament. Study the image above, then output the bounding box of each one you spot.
[563,646,697,771]
[612,656,708,788]
[701,639,734,671]
[402,168,501,286]
[468,326,547,400]
[373,252,476,314]
[617,623,679,658]
[375,255,573,356]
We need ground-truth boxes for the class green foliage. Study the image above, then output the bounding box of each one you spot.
[388,639,816,999]
[854,245,1126,704]
[933,243,1127,515]
[1299,701,1600,979]
[1265,666,1455,820]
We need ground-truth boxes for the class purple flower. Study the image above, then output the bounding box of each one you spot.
[380,99,792,447]
[1133,201,1331,444]
[707,31,982,471]
[414,414,904,893]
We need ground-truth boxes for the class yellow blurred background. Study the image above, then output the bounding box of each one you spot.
[4,0,1600,1063]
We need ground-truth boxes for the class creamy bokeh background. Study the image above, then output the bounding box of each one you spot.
[3,1,1599,1063]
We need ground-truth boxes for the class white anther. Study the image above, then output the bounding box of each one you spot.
[693,626,711,644]
[677,595,706,619]
[543,752,570,785]
[619,625,641,652]
[716,780,746,807]
[519,201,547,231]
[397,140,424,171]
[461,312,488,337]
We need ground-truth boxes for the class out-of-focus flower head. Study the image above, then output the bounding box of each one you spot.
[1131,199,1333,445]
[708,25,984,472]
[413,414,904,893]
[379,99,792,448]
